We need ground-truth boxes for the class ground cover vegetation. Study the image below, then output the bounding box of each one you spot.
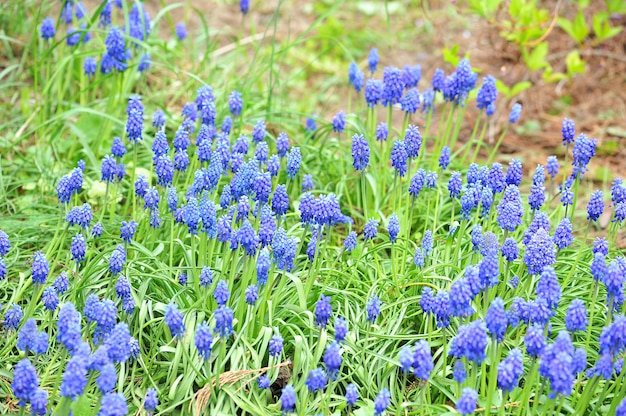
[1,1,626,415]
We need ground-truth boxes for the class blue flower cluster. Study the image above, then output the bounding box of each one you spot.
[7,31,626,416]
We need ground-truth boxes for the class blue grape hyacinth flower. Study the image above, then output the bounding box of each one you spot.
[40,17,55,40]
[165,304,185,339]
[269,334,284,358]
[175,22,187,40]
[280,385,296,413]
[332,111,346,133]
[565,299,588,332]
[382,66,403,106]
[457,387,478,415]
[306,367,327,393]
[374,388,391,416]
[363,219,379,241]
[12,358,39,405]
[195,323,213,360]
[368,47,379,74]
[497,348,524,392]
[366,295,381,323]
[144,388,159,413]
[587,190,604,221]
[31,251,49,284]
[388,213,399,243]
[562,118,575,145]
[351,134,370,171]
[257,375,271,389]
[509,103,522,123]
[390,141,408,177]
[345,383,358,406]
[315,295,332,328]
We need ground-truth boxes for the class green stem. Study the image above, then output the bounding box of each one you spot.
[423,107,434,139]
[554,398,566,416]
[386,105,393,143]
[431,187,441,233]
[515,360,537,416]
[561,142,570,191]
[401,112,409,141]
[570,177,581,222]
[235,257,254,326]
[132,143,138,220]
[304,226,324,298]
[471,120,489,163]
[361,171,368,221]
[461,110,483,162]
[431,105,454,171]
[54,397,72,416]
[607,363,626,414]
[530,381,545,415]
[499,391,508,416]
[484,340,500,415]
[191,234,198,294]
[591,382,611,416]
[441,328,448,380]
[487,124,509,164]
[562,221,590,290]
[170,217,176,276]
[449,104,467,150]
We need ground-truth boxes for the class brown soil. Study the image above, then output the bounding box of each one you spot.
[24,1,626,244]
[161,0,626,245]
[159,0,626,168]
[33,0,626,172]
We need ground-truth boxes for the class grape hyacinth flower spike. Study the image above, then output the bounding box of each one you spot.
[165,303,185,339]
[374,388,391,416]
[366,295,381,323]
[388,213,399,244]
[351,134,370,171]
[280,385,296,413]
[315,295,332,328]
[368,47,379,74]
[144,388,159,414]
[457,388,478,415]
[332,111,346,133]
[509,103,522,123]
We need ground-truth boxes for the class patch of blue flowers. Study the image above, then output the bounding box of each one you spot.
[3,6,626,416]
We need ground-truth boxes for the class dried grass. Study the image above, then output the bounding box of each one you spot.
[192,360,291,414]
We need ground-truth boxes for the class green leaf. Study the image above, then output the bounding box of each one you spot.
[602,26,623,41]
[168,374,184,401]
[468,0,500,17]
[495,79,512,99]
[508,0,524,17]
[605,0,626,14]
[442,44,460,66]
[598,141,619,158]
[572,11,590,43]
[72,395,97,416]
[356,1,404,16]
[511,81,532,96]
[524,42,549,71]
[592,13,606,38]
[607,126,626,138]
[565,50,586,75]
[353,403,375,416]
[542,66,567,83]
[20,86,30,117]
[484,0,501,15]
[557,17,576,40]
[595,165,612,181]
[593,13,622,42]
